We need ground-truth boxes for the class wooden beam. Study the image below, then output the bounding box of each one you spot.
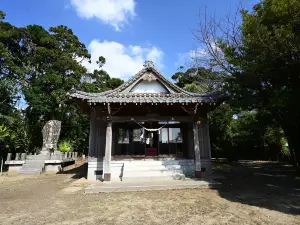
[110,116,193,122]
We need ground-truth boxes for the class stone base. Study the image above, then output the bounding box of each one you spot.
[85,178,221,193]
[195,170,201,178]
[86,159,212,181]
[5,159,75,174]
[87,160,104,181]
[104,173,111,181]
[40,150,50,155]
[44,164,62,173]
[8,164,23,173]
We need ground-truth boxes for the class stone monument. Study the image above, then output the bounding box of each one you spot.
[40,120,61,156]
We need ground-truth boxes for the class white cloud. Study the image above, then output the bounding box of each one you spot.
[175,47,210,69]
[82,40,164,80]
[129,45,143,55]
[70,0,136,31]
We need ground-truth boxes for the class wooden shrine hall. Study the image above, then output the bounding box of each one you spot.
[70,61,223,181]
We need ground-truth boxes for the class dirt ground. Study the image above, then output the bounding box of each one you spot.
[0,161,300,225]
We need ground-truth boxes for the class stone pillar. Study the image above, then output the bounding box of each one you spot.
[6,153,12,161]
[15,153,20,160]
[104,121,112,181]
[21,153,26,161]
[193,120,201,178]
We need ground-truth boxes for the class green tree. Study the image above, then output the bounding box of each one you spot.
[196,0,300,166]
[173,66,285,161]
[0,10,124,155]
[18,24,91,151]
[0,125,9,141]
[225,0,300,166]
[0,11,25,82]
[0,80,18,116]
[209,104,234,159]
[172,67,226,93]
[172,67,234,158]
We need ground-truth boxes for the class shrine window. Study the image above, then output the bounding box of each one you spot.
[118,128,130,144]
[159,128,183,143]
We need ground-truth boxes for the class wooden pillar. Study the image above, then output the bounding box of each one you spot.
[88,109,96,157]
[193,120,201,178]
[104,121,112,181]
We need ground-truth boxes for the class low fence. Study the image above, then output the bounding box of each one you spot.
[5,152,79,161]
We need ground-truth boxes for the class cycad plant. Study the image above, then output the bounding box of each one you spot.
[58,140,73,152]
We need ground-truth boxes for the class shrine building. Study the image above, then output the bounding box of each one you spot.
[70,61,223,181]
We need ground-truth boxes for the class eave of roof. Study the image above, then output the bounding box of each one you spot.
[70,91,224,104]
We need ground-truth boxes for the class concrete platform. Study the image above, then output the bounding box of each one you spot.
[84,178,221,193]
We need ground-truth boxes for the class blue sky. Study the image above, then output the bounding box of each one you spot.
[1,0,257,80]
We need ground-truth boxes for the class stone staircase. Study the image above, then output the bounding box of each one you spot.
[19,154,50,175]
[110,159,195,181]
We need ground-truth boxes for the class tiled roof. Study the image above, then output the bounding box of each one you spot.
[70,64,224,104]
[71,92,218,104]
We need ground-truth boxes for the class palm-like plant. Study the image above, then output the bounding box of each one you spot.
[58,140,73,152]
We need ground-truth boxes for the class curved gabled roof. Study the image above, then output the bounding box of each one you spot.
[70,62,224,104]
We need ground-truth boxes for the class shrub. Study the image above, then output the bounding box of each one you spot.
[58,140,73,152]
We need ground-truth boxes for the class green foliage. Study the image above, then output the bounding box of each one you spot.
[184,82,211,94]
[80,69,124,93]
[208,104,234,158]
[172,67,226,92]
[0,112,29,159]
[172,64,286,161]
[215,0,300,165]
[0,125,9,141]
[0,80,18,115]
[59,140,73,152]
[0,10,124,157]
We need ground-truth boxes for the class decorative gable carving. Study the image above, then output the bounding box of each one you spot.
[141,73,157,82]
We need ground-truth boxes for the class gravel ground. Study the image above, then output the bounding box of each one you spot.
[0,161,300,225]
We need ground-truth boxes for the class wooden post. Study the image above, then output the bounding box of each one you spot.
[0,158,3,174]
[193,121,201,178]
[104,121,112,181]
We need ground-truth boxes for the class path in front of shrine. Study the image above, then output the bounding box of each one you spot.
[0,161,299,225]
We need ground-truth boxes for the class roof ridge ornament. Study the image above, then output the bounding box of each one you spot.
[142,73,157,82]
[143,60,155,69]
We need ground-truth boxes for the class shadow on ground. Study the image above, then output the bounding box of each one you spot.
[60,161,88,179]
[213,160,300,215]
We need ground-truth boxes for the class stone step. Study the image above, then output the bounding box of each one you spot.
[21,164,44,168]
[19,168,42,174]
[112,166,193,173]
[19,171,42,175]
[20,165,43,169]
[50,156,63,160]
[111,160,194,166]
[112,176,184,181]
[111,164,194,171]
[25,160,46,164]
[20,167,42,171]
[26,156,50,160]
[112,170,191,179]
[85,180,220,193]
